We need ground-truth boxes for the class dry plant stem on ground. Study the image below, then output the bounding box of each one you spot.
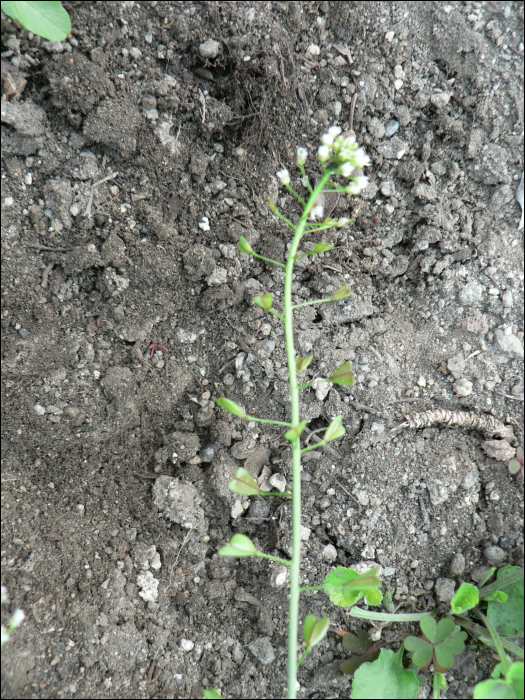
[217,129,369,699]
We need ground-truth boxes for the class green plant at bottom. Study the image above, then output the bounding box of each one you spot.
[1,1,70,41]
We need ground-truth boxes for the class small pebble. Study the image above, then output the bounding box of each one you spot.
[384,119,399,137]
[459,280,483,305]
[199,39,221,59]
[483,546,506,566]
[321,544,338,562]
[435,577,455,602]
[453,378,473,397]
[34,404,46,416]
[449,553,466,576]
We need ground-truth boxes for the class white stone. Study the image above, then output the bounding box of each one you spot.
[34,404,46,415]
[137,571,159,603]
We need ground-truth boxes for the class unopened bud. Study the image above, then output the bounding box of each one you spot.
[276,169,290,186]
[318,145,330,163]
[296,147,308,165]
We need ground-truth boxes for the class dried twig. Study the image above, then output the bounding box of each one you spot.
[394,409,515,441]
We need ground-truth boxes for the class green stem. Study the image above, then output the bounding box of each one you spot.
[474,609,510,675]
[274,209,296,229]
[478,568,524,600]
[302,223,335,234]
[285,183,307,206]
[349,607,433,622]
[298,585,325,593]
[245,415,292,428]
[285,172,331,700]
[297,647,311,669]
[433,671,442,699]
[292,298,331,310]
[297,382,314,390]
[298,164,312,193]
[259,491,292,499]
[255,552,292,566]
[250,252,286,268]
[269,309,285,322]
[301,442,325,455]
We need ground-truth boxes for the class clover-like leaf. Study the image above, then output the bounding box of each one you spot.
[329,362,355,386]
[420,616,455,644]
[304,614,329,649]
[296,355,313,373]
[228,467,262,496]
[451,583,479,615]
[216,397,247,419]
[218,534,257,558]
[238,236,254,255]
[343,630,373,655]
[404,636,433,669]
[253,294,273,311]
[285,420,307,441]
[330,285,352,301]
[323,415,346,443]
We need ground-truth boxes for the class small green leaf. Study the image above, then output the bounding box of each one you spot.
[218,533,257,558]
[439,632,467,657]
[325,567,381,608]
[1,1,71,41]
[284,420,307,441]
[216,397,247,419]
[474,662,524,699]
[364,588,383,606]
[253,294,273,311]
[342,631,372,655]
[329,362,355,386]
[509,458,522,475]
[323,415,346,443]
[405,636,433,669]
[484,590,509,603]
[487,566,524,637]
[330,284,352,301]
[434,646,456,672]
[203,690,224,699]
[296,355,313,373]
[352,646,419,699]
[420,616,455,644]
[304,614,329,649]
[451,583,479,614]
[312,242,334,255]
[238,236,254,255]
[228,467,262,496]
[342,570,382,591]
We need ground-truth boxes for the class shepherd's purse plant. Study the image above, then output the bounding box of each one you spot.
[215,127,372,698]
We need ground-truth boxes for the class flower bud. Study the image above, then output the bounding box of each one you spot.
[345,176,369,195]
[321,133,335,147]
[340,162,354,177]
[351,148,370,169]
[328,125,342,138]
[309,203,324,221]
[335,217,352,228]
[296,148,308,165]
[276,169,290,186]
[318,145,330,162]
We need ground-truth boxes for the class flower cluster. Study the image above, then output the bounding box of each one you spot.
[318,126,370,194]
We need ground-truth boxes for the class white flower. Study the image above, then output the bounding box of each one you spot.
[340,162,354,177]
[336,217,351,227]
[328,125,342,138]
[351,148,370,169]
[346,176,369,195]
[276,169,290,186]
[10,609,25,628]
[321,133,335,147]
[318,145,330,162]
[309,203,324,221]
[296,147,308,165]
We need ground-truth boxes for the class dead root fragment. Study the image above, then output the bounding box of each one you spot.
[396,409,515,442]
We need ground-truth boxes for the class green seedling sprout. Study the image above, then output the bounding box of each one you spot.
[216,127,370,698]
[1,1,71,41]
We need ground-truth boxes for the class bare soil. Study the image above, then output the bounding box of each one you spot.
[1,2,523,699]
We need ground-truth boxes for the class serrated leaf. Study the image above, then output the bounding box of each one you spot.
[364,588,383,606]
[329,362,355,386]
[324,568,365,607]
[351,646,419,699]
[238,236,254,255]
[228,467,262,496]
[324,416,345,443]
[451,582,479,614]
[216,397,247,418]
[218,533,257,557]
[253,294,273,311]
[343,631,372,655]
[487,566,524,637]
[296,355,313,373]
[331,285,352,301]
[304,614,329,649]
[284,420,307,441]
[1,1,71,41]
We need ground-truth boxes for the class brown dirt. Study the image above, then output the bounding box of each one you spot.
[1,2,523,698]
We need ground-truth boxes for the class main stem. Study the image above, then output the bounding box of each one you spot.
[285,172,331,699]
